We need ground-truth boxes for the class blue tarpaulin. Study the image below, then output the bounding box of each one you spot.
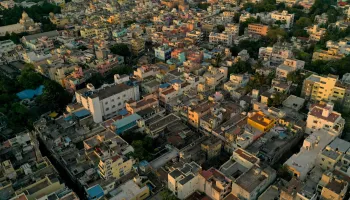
[119,109,128,116]
[16,85,44,100]
[160,83,170,88]
[73,109,90,118]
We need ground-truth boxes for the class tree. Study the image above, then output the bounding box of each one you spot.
[213,53,224,67]
[160,189,179,200]
[295,17,312,28]
[229,59,252,74]
[267,27,287,43]
[17,68,44,89]
[110,44,131,57]
[36,80,72,111]
[216,25,225,33]
[86,73,104,88]
[198,3,210,10]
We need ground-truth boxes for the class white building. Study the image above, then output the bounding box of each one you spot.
[305,102,345,136]
[0,40,16,54]
[270,10,294,28]
[0,0,15,9]
[75,81,140,123]
[326,39,350,55]
[276,58,305,78]
[209,32,234,46]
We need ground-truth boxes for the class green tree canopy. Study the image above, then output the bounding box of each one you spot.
[110,44,131,57]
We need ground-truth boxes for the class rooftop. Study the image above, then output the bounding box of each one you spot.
[235,165,274,192]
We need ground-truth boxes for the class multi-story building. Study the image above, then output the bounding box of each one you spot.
[231,165,276,200]
[0,40,16,54]
[301,74,349,105]
[131,38,145,56]
[0,12,40,36]
[75,81,140,123]
[276,0,297,7]
[317,138,350,171]
[188,101,216,129]
[326,38,350,55]
[305,102,345,135]
[209,31,234,46]
[318,171,348,200]
[270,10,294,28]
[276,58,305,78]
[312,49,345,61]
[248,24,269,36]
[168,162,202,199]
[24,36,54,52]
[110,179,150,200]
[155,44,172,61]
[203,66,228,89]
[247,111,276,133]
[306,25,326,41]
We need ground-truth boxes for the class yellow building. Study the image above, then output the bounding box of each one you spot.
[188,101,216,128]
[312,49,345,61]
[301,74,347,103]
[318,172,348,200]
[80,28,96,38]
[131,38,145,56]
[49,13,69,28]
[98,154,133,180]
[247,111,276,132]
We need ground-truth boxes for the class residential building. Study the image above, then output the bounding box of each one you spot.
[209,31,234,46]
[188,101,216,129]
[312,49,345,61]
[270,10,294,28]
[97,151,134,180]
[198,168,232,200]
[125,94,159,114]
[247,111,276,133]
[326,38,350,55]
[23,36,54,52]
[276,58,305,78]
[231,165,276,200]
[155,44,172,61]
[109,178,150,200]
[0,12,40,36]
[248,24,269,36]
[131,38,145,56]
[318,171,348,200]
[168,162,202,199]
[203,66,228,89]
[317,138,350,171]
[305,102,345,135]
[75,82,140,123]
[0,40,16,54]
[201,137,222,159]
[301,74,349,105]
[306,25,327,41]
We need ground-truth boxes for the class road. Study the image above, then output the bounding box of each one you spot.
[150,148,179,170]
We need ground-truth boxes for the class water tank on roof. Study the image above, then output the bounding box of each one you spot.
[86,83,95,91]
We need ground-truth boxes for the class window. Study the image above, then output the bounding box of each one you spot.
[106,108,109,111]
[112,105,116,108]
[118,102,121,106]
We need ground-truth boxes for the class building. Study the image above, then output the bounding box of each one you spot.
[203,66,228,89]
[248,24,269,36]
[0,12,40,36]
[201,137,222,159]
[276,58,305,78]
[231,165,276,200]
[305,102,345,136]
[318,171,348,200]
[301,74,349,107]
[0,40,16,54]
[75,82,140,123]
[317,138,350,171]
[312,49,345,61]
[131,38,145,56]
[23,36,54,52]
[247,111,276,133]
[326,38,350,55]
[188,101,216,129]
[270,10,294,28]
[306,25,326,41]
[155,44,172,61]
[209,31,234,46]
[168,162,202,199]
[198,168,232,200]
[110,178,150,200]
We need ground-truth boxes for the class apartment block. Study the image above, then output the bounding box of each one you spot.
[131,38,145,56]
[326,38,350,55]
[317,138,350,171]
[276,58,305,78]
[0,40,16,54]
[110,178,150,200]
[155,44,172,61]
[306,25,326,41]
[188,101,216,129]
[305,102,345,136]
[318,171,348,200]
[168,162,202,199]
[203,66,228,89]
[247,111,276,133]
[209,32,234,46]
[301,74,349,105]
[248,24,269,36]
[231,165,276,200]
[270,10,294,28]
[75,81,140,123]
[312,49,345,61]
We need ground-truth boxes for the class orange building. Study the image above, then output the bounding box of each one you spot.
[248,24,269,36]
